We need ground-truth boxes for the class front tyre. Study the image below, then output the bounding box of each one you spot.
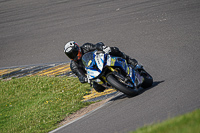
[106,74,139,97]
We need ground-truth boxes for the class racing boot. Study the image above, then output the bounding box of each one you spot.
[125,55,144,72]
[120,52,139,68]
[134,64,143,71]
[127,58,138,68]
[109,47,141,70]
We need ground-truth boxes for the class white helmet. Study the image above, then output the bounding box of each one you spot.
[64,41,82,61]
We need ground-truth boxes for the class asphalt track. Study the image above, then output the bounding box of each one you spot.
[1,0,200,133]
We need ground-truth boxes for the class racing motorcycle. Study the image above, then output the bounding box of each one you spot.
[82,50,153,96]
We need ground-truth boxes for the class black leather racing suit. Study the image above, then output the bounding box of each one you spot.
[70,42,138,92]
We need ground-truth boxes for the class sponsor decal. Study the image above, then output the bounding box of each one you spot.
[111,58,116,66]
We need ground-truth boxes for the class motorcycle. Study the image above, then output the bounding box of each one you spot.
[82,50,153,96]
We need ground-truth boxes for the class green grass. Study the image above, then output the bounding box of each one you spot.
[0,76,92,133]
[1,76,199,133]
[130,109,200,133]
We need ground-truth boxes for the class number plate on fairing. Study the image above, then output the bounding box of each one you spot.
[95,53,104,71]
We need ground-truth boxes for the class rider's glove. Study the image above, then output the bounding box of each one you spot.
[79,76,88,83]
[102,46,111,54]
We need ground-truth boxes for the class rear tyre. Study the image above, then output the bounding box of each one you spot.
[140,70,153,88]
[106,74,139,97]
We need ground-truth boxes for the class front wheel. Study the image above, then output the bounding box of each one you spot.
[106,74,139,97]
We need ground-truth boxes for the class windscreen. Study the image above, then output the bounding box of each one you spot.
[82,52,95,68]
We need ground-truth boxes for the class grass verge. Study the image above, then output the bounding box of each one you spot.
[130,109,200,133]
[0,76,92,133]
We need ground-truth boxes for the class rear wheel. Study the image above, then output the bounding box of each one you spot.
[140,70,153,88]
[106,74,139,97]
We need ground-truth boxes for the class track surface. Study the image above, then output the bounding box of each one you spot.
[1,0,200,133]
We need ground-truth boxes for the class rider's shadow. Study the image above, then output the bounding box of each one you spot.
[110,80,165,101]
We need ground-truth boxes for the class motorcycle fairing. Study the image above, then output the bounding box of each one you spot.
[87,68,100,79]
[83,51,136,84]
[86,52,105,79]
[106,55,136,84]
[82,51,102,79]
[94,52,105,72]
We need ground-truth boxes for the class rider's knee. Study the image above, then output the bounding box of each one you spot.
[93,82,106,92]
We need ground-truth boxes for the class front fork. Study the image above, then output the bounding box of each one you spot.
[106,66,116,72]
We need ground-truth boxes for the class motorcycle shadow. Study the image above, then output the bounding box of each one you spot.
[110,80,165,101]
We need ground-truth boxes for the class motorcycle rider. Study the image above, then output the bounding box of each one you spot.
[64,41,139,92]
